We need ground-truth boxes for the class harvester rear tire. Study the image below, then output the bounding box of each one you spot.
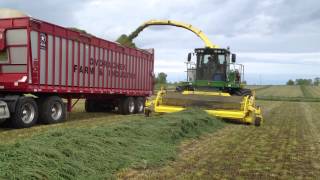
[10,97,38,128]
[135,97,145,114]
[38,96,66,124]
[119,97,135,115]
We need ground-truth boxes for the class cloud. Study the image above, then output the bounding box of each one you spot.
[238,52,320,65]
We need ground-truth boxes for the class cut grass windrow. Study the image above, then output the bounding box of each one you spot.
[251,85,272,91]
[0,109,225,179]
[256,96,320,102]
[119,101,320,179]
[300,85,313,98]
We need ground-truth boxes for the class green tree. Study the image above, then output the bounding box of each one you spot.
[156,72,167,84]
[295,79,312,86]
[286,79,295,85]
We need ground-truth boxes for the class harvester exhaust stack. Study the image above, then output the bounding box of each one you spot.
[145,89,263,126]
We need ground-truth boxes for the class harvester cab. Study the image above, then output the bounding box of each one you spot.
[120,19,263,126]
[181,48,248,95]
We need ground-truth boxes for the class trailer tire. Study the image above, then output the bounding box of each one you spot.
[135,97,145,114]
[39,96,66,124]
[10,97,38,128]
[119,97,135,115]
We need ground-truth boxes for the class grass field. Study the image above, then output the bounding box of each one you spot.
[248,85,320,102]
[119,100,320,179]
[255,85,304,97]
[0,108,225,179]
[0,85,320,179]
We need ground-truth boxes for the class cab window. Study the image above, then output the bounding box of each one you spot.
[203,54,210,64]
[218,54,225,64]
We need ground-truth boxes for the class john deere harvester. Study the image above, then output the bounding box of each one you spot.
[120,20,263,126]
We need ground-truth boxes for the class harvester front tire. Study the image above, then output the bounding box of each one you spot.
[39,96,66,124]
[235,89,252,96]
[119,97,135,115]
[11,97,38,128]
[135,97,145,114]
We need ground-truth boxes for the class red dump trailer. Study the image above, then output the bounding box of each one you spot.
[0,16,154,128]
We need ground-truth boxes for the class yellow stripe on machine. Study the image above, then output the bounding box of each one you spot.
[182,90,231,96]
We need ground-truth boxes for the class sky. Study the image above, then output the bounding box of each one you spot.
[1,0,320,84]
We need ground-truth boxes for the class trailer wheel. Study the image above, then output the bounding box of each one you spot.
[119,97,135,115]
[11,97,38,128]
[135,97,145,114]
[39,96,66,124]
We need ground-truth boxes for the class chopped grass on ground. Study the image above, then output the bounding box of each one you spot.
[256,96,320,102]
[256,85,320,102]
[0,109,225,179]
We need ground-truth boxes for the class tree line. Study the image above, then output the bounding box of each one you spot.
[287,77,320,86]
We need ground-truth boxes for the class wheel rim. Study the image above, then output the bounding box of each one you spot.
[138,101,144,112]
[51,102,62,121]
[21,103,35,124]
[129,100,135,113]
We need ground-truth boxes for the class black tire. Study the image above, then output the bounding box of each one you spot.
[38,96,66,124]
[242,89,252,96]
[255,117,262,127]
[119,97,135,115]
[135,97,145,114]
[234,88,252,96]
[175,86,184,92]
[10,97,38,128]
[175,85,194,92]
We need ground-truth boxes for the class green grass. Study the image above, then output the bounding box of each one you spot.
[119,101,320,179]
[0,109,225,179]
[300,85,313,98]
[246,85,272,91]
[256,96,320,102]
[255,85,320,102]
